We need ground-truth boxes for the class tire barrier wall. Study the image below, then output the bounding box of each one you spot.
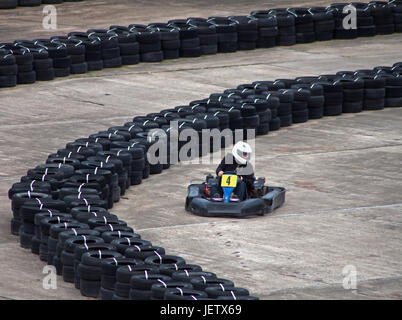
[1,1,402,87]
[8,60,402,300]
[0,0,85,10]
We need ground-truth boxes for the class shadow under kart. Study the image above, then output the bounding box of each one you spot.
[185,174,286,218]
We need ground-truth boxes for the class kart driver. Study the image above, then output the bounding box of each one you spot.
[210,141,256,201]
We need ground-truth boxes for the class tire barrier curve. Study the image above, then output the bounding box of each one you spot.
[8,61,402,300]
[1,1,402,87]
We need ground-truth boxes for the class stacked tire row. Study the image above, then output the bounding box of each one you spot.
[391,0,402,32]
[8,122,259,301]
[309,7,335,41]
[0,49,18,87]
[249,11,278,48]
[0,0,85,9]
[2,1,402,88]
[187,18,218,55]
[147,24,181,59]
[8,62,402,300]
[289,8,317,43]
[207,16,238,53]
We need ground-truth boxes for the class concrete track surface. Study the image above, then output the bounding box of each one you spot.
[0,0,401,300]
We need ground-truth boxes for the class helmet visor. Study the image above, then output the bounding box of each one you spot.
[237,149,251,161]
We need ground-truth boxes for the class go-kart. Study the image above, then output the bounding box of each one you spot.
[185,172,286,218]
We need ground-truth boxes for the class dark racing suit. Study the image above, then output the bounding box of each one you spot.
[210,153,255,201]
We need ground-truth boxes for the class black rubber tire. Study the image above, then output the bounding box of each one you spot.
[31,236,41,254]
[180,38,200,49]
[63,236,104,256]
[70,62,88,74]
[343,89,364,102]
[343,101,363,113]
[54,67,70,78]
[204,286,250,299]
[16,62,33,73]
[276,35,296,46]
[139,42,161,53]
[385,86,402,98]
[161,39,181,50]
[364,88,386,100]
[158,264,203,277]
[256,35,277,47]
[62,265,75,283]
[0,0,18,8]
[269,117,281,131]
[77,263,102,281]
[103,57,122,68]
[256,122,270,135]
[259,27,279,37]
[0,64,18,75]
[87,60,103,71]
[33,58,53,70]
[100,287,114,300]
[242,115,260,128]
[18,0,41,6]
[385,97,402,107]
[172,271,217,282]
[363,99,385,110]
[119,42,139,55]
[0,75,17,87]
[191,277,235,291]
[20,229,33,249]
[74,243,117,262]
[217,41,237,53]
[180,47,201,57]
[200,45,218,55]
[81,250,123,268]
[237,41,257,50]
[376,24,395,35]
[308,107,324,119]
[198,33,218,45]
[324,92,344,105]
[17,71,36,84]
[324,104,343,116]
[128,288,153,300]
[140,51,163,62]
[42,0,63,3]
[296,32,316,43]
[121,54,140,65]
[292,109,309,123]
[315,31,334,41]
[35,68,55,81]
[278,114,293,126]
[109,236,144,253]
[80,278,101,298]
[334,28,358,39]
[151,281,193,299]
[115,265,159,284]
[217,295,259,300]
[124,245,165,260]
[164,288,208,300]
[101,257,140,277]
[130,273,172,290]
[144,254,186,267]
[358,26,377,37]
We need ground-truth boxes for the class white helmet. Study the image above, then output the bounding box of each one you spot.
[232,141,252,165]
